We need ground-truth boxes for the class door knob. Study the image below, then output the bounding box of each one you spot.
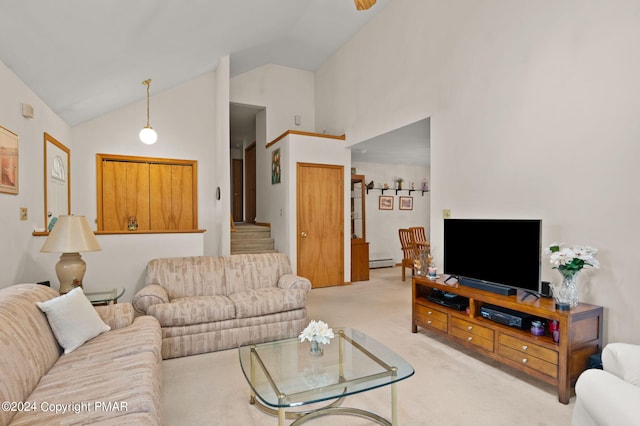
[300,232,308,237]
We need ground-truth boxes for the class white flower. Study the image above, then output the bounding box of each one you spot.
[545,242,600,272]
[299,320,335,344]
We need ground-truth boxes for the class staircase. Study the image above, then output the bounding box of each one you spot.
[231,224,276,254]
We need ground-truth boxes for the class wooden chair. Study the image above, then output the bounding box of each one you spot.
[410,226,430,251]
[399,228,419,281]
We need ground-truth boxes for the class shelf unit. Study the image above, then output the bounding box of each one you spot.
[412,276,603,404]
[366,187,429,196]
[350,175,369,282]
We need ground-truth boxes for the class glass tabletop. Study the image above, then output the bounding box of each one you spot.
[85,288,125,304]
[238,327,414,408]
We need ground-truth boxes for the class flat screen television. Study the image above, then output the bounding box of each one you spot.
[443,219,542,295]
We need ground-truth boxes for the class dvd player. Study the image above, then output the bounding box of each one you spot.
[480,304,532,329]
[427,291,469,311]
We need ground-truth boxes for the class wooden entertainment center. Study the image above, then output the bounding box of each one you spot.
[412,276,603,404]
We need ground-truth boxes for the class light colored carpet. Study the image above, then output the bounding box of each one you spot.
[162,267,574,425]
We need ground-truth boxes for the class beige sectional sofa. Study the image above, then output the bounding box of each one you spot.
[0,284,162,426]
[132,253,312,359]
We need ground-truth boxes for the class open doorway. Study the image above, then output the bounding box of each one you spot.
[230,103,264,223]
[348,117,431,272]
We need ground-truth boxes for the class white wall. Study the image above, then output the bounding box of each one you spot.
[230,64,315,142]
[230,65,315,226]
[315,0,640,344]
[0,61,71,288]
[353,162,430,265]
[0,58,225,301]
[266,139,290,255]
[63,70,221,300]
[33,233,203,302]
[214,56,232,255]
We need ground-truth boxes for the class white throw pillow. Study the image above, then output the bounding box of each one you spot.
[37,287,111,354]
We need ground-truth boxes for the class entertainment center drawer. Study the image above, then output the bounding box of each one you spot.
[451,317,494,340]
[498,344,558,378]
[415,304,448,332]
[498,334,558,365]
[450,326,494,352]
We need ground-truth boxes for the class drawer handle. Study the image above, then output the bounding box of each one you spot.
[467,337,473,341]
[522,345,528,351]
[522,358,528,364]
[428,311,432,315]
[427,320,432,325]
[467,326,473,331]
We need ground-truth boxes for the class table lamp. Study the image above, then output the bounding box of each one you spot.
[40,215,102,294]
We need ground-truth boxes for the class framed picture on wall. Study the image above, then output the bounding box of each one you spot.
[379,195,393,210]
[271,148,281,184]
[399,196,413,210]
[0,125,18,195]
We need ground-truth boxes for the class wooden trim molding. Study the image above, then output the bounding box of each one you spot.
[266,130,346,148]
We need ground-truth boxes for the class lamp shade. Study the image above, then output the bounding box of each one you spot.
[41,215,101,253]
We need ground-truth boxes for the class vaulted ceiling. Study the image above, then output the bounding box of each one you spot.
[0,0,390,126]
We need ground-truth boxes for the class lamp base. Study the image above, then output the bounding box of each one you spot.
[56,252,86,294]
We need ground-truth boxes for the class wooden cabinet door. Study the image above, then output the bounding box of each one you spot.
[150,163,193,230]
[98,154,196,231]
[150,163,172,229]
[101,161,149,230]
[171,164,193,229]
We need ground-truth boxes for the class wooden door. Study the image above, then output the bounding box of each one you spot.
[297,163,344,288]
[232,159,243,222]
[245,143,256,224]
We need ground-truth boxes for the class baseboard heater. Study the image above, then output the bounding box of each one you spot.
[369,258,395,269]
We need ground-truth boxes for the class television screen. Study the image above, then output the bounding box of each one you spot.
[443,219,542,293]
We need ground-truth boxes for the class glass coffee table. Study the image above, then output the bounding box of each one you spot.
[238,327,414,425]
[85,288,125,306]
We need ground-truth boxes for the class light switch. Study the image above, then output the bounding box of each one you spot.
[20,207,28,221]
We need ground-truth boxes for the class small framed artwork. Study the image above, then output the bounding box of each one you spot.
[399,196,413,210]
[379,195,394,210]
[0,125,19,195]
[271,148,281,184]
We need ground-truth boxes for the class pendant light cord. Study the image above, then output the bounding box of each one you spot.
[142,79,152,128]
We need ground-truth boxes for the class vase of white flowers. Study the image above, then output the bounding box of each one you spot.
[545,243,599,310]
[299,320,335,357]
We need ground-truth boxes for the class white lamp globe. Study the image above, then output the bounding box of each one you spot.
[139,127,158,145]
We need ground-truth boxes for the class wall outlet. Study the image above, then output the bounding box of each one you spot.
[20,207,28,221]
[442,209,451,219]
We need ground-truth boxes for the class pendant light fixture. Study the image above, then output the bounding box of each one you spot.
[139,79,158,145]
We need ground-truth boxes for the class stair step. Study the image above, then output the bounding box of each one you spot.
[231,238,274,251]
[231,248,278,255]
[230,225,275,255]
[231,230,271,240]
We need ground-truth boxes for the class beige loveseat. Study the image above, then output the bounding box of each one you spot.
[132,253,312,359]
[0,284,162,426]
